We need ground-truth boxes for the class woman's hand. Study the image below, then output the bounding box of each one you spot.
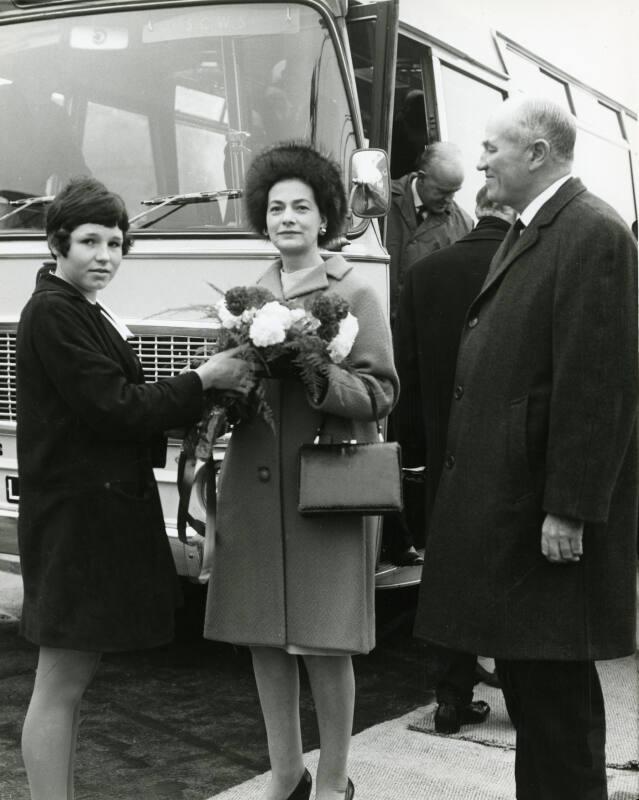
[195,346,255,394]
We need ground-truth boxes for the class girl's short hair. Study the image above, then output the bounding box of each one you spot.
[244,142,347,246]
[46,176,133,257]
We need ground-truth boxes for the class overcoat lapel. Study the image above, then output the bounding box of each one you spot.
[94,305,142,381]
[257,256,353,301]
[479,178,587,299]
[397,177,418,234]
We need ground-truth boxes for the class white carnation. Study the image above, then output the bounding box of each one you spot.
[327,312,359,363]
[241,307,258,323]
[289,307,307,323]
[249,302,292,346]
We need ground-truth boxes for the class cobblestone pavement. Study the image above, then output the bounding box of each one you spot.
[0,579,432,800]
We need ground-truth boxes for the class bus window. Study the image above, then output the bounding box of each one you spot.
[504,49,572,111]
[438,63,505,216]
[83,103,157,208]
[0,3,357,234]
[575,130,636,225]
[572,88,625,141]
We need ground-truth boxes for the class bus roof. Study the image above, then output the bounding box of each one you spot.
[0,0,348,21]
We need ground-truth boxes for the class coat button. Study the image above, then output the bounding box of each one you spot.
[468,316,479,328]
[454,384,464,400]
[444,454,456,469]
[257,467,270,482]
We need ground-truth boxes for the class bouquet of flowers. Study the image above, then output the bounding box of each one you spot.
[183,285,359,461]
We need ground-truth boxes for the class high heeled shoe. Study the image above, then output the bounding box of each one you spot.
[286,768,312,800]
[344,777,354,799]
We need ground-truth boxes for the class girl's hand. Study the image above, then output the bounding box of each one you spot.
[195,346,255,394]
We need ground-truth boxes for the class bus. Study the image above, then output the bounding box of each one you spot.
[1,0,636,589]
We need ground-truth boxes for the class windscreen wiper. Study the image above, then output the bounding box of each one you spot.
[130,189,242,229]
[0,194,54,223]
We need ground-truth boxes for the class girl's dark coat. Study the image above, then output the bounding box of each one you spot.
[17,273,203,652]
[414,179,638,661]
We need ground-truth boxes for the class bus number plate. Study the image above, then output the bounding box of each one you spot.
[6,476,19,504]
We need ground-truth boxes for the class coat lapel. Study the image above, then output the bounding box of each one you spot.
[95,306,142,381]
[257,256,353,301]
[395,175,418,234]
[479,178,587,299]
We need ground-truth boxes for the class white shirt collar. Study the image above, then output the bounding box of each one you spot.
[411,176,424,213]
[519,174,572,227]
[97,301,133,340]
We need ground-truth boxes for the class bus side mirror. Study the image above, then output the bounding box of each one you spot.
[348,148,390,219]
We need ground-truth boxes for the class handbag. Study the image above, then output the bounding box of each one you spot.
[298,377,403,516]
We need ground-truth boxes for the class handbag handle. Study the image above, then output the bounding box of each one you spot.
[313,375,384,444]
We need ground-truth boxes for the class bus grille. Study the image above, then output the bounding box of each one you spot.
[0,330,17,423]
[0,329,214,425]
[128,333,214,381]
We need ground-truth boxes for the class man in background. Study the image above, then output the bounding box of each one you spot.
[415,96,638,799]
[384,141,473,567]
[395,185,515,732]
[386,141,472,323]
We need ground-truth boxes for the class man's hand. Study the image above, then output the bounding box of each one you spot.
[541,513,584,564]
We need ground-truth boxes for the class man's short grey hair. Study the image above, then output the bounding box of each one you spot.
[513,97,576,163]
[416,141,463,173]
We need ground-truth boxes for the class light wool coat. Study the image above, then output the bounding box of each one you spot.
[204,256,399,653]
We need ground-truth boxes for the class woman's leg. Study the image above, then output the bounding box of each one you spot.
[250,646,306,800]
[302,655,355,800]
[22,647,101,800]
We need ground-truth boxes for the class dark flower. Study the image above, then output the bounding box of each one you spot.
[246,286,276,308]
[310,292,349,324]
[225,286,250,315]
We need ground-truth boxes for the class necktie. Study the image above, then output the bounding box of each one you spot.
[503,218,525,256]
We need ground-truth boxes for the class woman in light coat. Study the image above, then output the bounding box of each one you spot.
[203,143,398,800]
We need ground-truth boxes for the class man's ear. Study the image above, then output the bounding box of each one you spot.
[528,138,551,172]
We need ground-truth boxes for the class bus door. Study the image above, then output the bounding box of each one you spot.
[345,0,398,152]
[389,33,508,214]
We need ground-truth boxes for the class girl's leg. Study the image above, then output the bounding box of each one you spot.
[250,646,306,800]
[22,647,101,800]
[302,655,355,800]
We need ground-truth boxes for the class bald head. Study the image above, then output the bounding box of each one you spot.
[477,97,575,212]
[418,142,465,179]
[494,97,576,164]
[415,142,465,214]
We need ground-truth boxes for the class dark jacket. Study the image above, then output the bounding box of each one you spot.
[394,216,511,526]
[386,173,473,320]
[17,272,203,651]
[414,179,638,660]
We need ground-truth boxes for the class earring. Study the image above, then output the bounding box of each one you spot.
[319,226,327,236]
[263,229,269,237]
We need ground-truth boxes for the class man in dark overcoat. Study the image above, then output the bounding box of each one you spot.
[414,97,638,799]
[385,141,472,565]
[394,186,515,732]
